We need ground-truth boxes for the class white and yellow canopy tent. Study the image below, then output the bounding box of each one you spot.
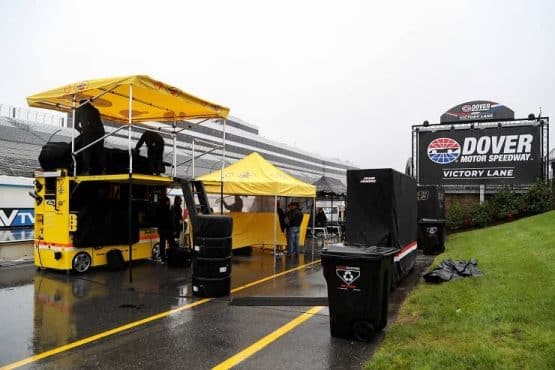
[197,152,316,262]
[27,75,229,281]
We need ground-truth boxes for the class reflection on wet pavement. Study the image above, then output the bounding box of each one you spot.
[0,243,433,369]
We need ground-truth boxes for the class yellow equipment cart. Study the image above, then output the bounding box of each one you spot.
[33,171,175,272]
[27,75,229,274]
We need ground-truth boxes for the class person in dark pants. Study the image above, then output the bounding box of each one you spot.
[157,195,174,262]
[286,202,303,256]
[275,200,287,257]
[135,131,165,175]
[315,207,328,227]
[171,196,184,244]
[75,101,105,174]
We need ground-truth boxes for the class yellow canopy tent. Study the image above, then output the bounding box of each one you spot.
[27,75,229,123]
[197,152,316,260]
[197,152,315,197]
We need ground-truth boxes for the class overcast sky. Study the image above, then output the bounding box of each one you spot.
[0,0,553,170]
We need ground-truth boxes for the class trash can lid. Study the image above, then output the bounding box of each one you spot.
[419,218,447,225]
[321,243,398,259]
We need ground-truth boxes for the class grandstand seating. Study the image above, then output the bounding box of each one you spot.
[0,140,40,177]
[0,116,214,178]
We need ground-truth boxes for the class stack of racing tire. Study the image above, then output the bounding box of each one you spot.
[191,214,233,297]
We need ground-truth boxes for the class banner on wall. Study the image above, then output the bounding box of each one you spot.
[0,208,35,228]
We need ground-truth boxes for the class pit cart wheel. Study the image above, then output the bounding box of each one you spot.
[72,252,92,273]
[152,243,161,260]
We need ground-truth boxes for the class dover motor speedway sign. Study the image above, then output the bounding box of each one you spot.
[418,125,542,185]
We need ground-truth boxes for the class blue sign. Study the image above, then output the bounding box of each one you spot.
[0,209,35,228]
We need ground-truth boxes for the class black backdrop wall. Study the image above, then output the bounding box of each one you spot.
[345,169,417,249]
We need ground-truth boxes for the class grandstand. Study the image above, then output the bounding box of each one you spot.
[0,105,356,181]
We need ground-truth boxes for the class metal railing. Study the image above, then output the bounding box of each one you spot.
[0,104,65,126]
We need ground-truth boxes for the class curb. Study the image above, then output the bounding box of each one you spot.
[0,257,34,268]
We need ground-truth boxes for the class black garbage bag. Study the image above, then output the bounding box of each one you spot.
[423,259,482,284]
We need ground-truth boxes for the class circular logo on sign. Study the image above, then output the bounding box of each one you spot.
[461,104,472,113]
[427,138,461,164]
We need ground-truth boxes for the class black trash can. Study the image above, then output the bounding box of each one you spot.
[321,244,397,341]
[419,218,446,255]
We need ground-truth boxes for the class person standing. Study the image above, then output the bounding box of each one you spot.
[315,207,328,227]
[276,200,286,233]
[157,195,174,262]
[75,101,105,174]
[274,200,287,257]
[223,195,243,212]
[286,202,303,256]
[171,196,184,244]
[135,130,165,175]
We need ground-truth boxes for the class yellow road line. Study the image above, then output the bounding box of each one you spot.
[212,306,324,370]
[231,259,320,294]
[0,298,211,370]
[0,259,321,370]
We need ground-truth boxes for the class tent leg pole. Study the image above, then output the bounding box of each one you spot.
[273,195,277,271]
[312,198,316,259]
[71,94,76,177]
[128,84,134,284]
[173,120,177,177]
[331,195,334,224]
[220,119,226,214]
[192,140,195,178]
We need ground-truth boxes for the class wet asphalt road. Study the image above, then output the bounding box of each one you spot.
[0,246,433,369]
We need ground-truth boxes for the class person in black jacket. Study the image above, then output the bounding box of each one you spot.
[315,207,328,227]
[75,101,105,174]
[171,196,184,243]
[223,195,243,212]
[286,202,303,256]
[157,195,174,262]
[135,131,165,175]
[276,200,286,233]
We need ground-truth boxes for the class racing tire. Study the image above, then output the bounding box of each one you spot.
[192,215,233,238]
[192,256,231,278]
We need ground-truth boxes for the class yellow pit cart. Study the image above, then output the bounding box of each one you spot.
[27,75,229,274]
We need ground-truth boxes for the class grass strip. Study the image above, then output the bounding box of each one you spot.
[367,210,555,370]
